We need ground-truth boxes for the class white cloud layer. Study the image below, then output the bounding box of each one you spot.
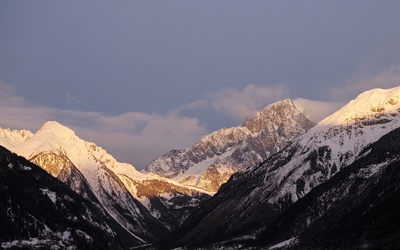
[0,81,336,168]
[293,98,345,124]
[0,80,207,169]
[209,84,289,121]
[7,73,398,169]
[180,84,289,122]
[0,81,290,168]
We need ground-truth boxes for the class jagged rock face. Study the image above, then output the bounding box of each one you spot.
[58,164,103,205]
[29,152,103,209]
[30,151,73,178]
[145,99,314,193]
[117,175,210,230]
[195,164,235,192]
[166,87,400,248]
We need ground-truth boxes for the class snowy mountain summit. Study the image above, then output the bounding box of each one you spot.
[274,87,400,203]
[166,86,400,248]
[145,99,314,192]
[256,87,400,206]
[0,121,209,241]
[318,87,400,127]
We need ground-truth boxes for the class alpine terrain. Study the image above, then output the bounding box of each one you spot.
[257,126,400,249]
[3,86,400,249]
[164,86,400,249]
[0,121,210,244]
[145,99,314,193]
[0,145,135,249]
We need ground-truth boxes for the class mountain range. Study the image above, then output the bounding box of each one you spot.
[0,121,211,245]
[145,99,314,193]
[2,86,400,249]
[164,86,400,249]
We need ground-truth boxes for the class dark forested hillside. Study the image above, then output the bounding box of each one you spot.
[258,127,400,249]
[0,146,140,249]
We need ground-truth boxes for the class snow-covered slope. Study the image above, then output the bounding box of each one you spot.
[145,99,314,192]
[167,86,400,247]
[9,122,168,242]
[0,121,209,240]
[253,87,400,206]
[0,127,32,150]
[257,126,400,249]
[0,146,135,249]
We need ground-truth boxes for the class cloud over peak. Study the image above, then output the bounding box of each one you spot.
[0,80,207,168]
[179,84,289,122]
[209,84,289,121]
[331,64,400,101]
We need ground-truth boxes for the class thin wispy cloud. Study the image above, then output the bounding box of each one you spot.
[331,64,400,101]
[0,79,13,97]
[0,80,27,107]
[65,92,87,106]
[208,84,289,121]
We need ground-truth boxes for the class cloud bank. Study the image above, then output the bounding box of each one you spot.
[180,84,289,122]
[0,80,207,169]
[0,81,290,169]
[208,84,289,121]
[293,98,345,124]
[4,67,398,170]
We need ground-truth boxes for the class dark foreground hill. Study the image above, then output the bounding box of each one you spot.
[257,126,400,249]
[0,146,142,249]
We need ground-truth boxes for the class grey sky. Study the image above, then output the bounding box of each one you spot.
[1,1,400,168]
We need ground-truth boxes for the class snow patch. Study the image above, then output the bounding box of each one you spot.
[61,230,71,241]
[21,165,31,171]
[268,237,298,249]
[40,188,57,204]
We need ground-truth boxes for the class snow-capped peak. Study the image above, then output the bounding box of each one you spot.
[37,121,76,137]
[14,121,82,160]
[145,98,314,192]
[2,120,210,234]
[263,86,400,205]
[316,86,400,129]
